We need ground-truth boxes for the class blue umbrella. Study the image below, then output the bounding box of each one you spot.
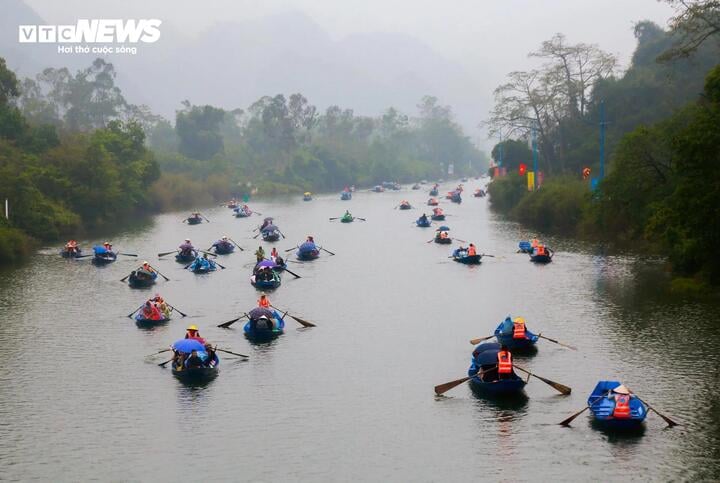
[256,259,276,268]
[437,225,450,232]
[261,224,278,233]
[473,342,502,365]
[172,339,206,353]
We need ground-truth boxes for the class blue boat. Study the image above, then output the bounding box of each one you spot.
[243,310,286,341]
[128,269,158,288]
[450,191,462,204]
[587,381,647,430]
[530,249,553,263]
[468,342,526,396]
[211,242,235,255]
[518,241,533,253]
[91,246,117,265]
[452,249,481,265]
[341,191,352,200]
[234,207,252,218]
[429,188,439,196]
[175,251,197,263]
[187,257,217,274]
[416,217,431,227]
[297,242,320,260]
[251,269,281,290]
[170,338,219,381]
[135,312,170,327]
[262,229,281,242]
[493,317,539,351]
[186,216,203,225]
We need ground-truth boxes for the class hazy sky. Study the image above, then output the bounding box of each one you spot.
[22,0,677,146]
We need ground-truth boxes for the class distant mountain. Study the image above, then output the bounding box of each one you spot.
[1,3,488,137]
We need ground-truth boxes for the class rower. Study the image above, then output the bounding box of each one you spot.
[531,238,539,249]
[141,301,161,320]
[513,317,528,339]
[258,293,271,308]
[179,239,194,256]
[306,235,314,243]
[141,261,154,273]
[103,241,113,251]
[204,343,219,367]
[467,244,477,256]
[497,345,513,380]
[419,213,428,222]
[270,247,279,261]
[185,325,206,344]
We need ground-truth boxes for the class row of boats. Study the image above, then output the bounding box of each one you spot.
[436,316,674,431]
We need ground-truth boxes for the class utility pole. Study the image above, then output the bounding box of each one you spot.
[532,127,539,190]
[599,100,606,180]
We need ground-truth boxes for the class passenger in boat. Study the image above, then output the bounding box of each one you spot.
[344,210,352,217]
[141,301,162,320]
[497,345,513,380]
[204,344,218,367]
[531,238,539,249]
[258,267,274,281]
[185,350,204,369]
[255,246,265,262]
[439,231,449,239]
[258,293,271,308]
[467,244,477,256]
[211,236,232,251]
[179,239,195,256]
[153,294,169,317]
[306,235,315,243]
[185,325,206,344]
[102,241,113,251]
[270,248,279,261]
[141,261,155,273]
[419,213,428,223]
[609,385,633,419]
[65,240,79,254]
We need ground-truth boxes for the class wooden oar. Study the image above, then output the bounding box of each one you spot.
[199,250,218,257]
[118,252,138,257]
[320,247,336,256]
[150,265,170,281]
[514,364,571,395]
[356,217,367,221]
[120,272,132,282]
[75,254,95,258]
[469,335,495,345]
[167,303,187,317]
[537,333,577,350]
[283,267,302,279]
[426,239,436,243]
[158,358,174,367]
[329,217,340,221]
[254,212,262,216]
[158,250,178,257]
[200,213,211,222]
[559,391,611,426]
[270,305,316,327]
[214,261,226,270]
[625,387,678,427]
[452,238,467,243]
[146,348,171,357]
[434,367,493,396]
[215,348,249,359]
[127,304,144,318]
[229,238,244,251]
[285,246,299,253]
[481,253,496,258]
[278,230,287,239]
[217,313,249,328]
[253,233,261,239]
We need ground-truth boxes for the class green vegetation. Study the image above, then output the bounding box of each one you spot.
[487,12,720,286]
[0,54,487,264]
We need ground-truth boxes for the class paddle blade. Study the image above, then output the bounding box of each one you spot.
[290,314,315,327]
[284,268,302,279]
[538,334,577,351]
[158,358,173,367]
[158,250,178,257]
[218,317,241,328]
[216,348,249,359]
[515,365,571,395]
[434,375,472,395]
[559,406,589,426]
[469,335,494,345]
[649,407,679,427]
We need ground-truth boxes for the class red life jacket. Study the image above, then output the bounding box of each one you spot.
[467,246,477,256]
[513,322,526,339]
[497,351,512,374]
[258,298,270,308]
[537,246,546,256]
[613,394,631,419]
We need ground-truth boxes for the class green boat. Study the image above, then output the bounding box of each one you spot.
[341,214,354,223]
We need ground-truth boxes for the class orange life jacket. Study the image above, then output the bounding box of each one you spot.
[531,239,539,248]
[513,322,526,339]
[258,298,270,308]
[536,246,546,256]
[613,394,632,419]
[467,246,477,256]
[497,351,513,374]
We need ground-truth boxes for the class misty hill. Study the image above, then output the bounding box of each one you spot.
[1,2,487,134]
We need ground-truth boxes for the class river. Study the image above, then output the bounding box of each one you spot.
[1,180,718,482]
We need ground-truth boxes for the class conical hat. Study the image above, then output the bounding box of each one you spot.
[612,384,630,395]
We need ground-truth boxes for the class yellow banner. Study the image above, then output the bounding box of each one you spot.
[527,171,535,191]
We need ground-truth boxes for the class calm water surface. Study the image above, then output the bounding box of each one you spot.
[1,181,718,482]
